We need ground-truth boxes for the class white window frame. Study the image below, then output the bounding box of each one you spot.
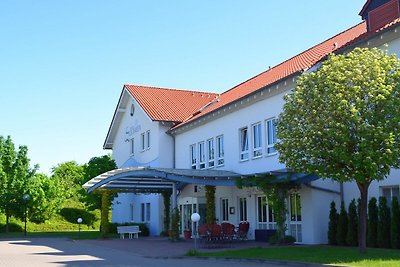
[252,122,262,158]
[130,138,135,156]
[216,135,224,166]
[141,132,145,151]
[257,196,276,230]
[266,118,277,155]
[207,138,215,168]
[198,141,206,169]
[239,197,247,222]
[190,144,197,169]
[240,127,249,161]
[141,202,151,222]
[381,185,400,207]
[221,198,229,222]
[146,130,151,149]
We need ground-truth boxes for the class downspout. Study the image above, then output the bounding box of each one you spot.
[340,182,344,203]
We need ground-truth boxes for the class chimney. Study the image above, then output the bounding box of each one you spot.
[359,0,400,32]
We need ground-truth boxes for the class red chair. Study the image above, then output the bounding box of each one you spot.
[209,224,222,242]
[198,224,210,242]
[238,221,250,240]
[221,222,235,242]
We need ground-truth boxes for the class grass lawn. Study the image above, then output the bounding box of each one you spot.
[0,230,114,240]
[196,245,400,267]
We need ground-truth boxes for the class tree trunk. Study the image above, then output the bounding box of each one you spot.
[357,181,370,253]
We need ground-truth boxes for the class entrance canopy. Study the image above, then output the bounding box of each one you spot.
[82,167,243,193]
[82,167,319,194]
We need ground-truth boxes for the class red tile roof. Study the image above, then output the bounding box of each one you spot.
[124,84,219,122]
[172,21,368,130]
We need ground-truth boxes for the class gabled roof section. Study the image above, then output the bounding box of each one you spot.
[125,85,219,122]
[104,85,219,149]
[171,21,367,131]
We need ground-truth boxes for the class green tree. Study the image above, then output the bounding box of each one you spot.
[377,196,391,248]
[391,196,400,249]
[328,201,338,245]
[347,199,358,246]
[367,197,378,247]
[81,155,117,238]
[337,201,348,246]
[276,47,400,252]
[0,136,35,232]
[51,161,84,199]
[25,173,65,223]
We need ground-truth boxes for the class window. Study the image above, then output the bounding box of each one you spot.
[141,132,145,151]
[252,122,262,158]
[146,130,150,149]
[146,203,151,221]
[290,192,301,221]
[216,135,224,166]
[382,186,400,207]
[141,203,145,222]
[221,198,229,221]
[198,142,206,169]
[141,202,150,222]
[239,197,247,221]
[190,144,197,169]
[130,104,135,116]
[130,138,134,155]
[240,127,249,161]
[207,138,215,168]
[266,118,277,155]
[257,196,275,229]
[130,204,134,221]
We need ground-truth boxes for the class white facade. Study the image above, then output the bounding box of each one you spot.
[104,4,400,243]
[109,91,174,236]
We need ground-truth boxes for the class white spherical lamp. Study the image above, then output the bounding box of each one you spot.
[191,212,200,222]
[77,218,83,224]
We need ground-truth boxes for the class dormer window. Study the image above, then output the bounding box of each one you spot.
[130,104,135,116]
[359,0,400,32]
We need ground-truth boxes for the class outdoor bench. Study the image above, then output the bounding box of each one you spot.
[117,225,141,239]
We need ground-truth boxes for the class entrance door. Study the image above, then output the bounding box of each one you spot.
[288,192,302,242]
[256,196,276,229]
[178,198,206,234]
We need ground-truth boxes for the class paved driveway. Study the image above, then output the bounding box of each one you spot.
[0,238,324,267]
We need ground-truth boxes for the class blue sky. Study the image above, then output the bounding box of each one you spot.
[0,0,365,174]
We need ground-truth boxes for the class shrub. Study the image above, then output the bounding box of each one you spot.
[0,223,23,233]
[59,208,97,227]
[391,196,400,249]
[328,201,338,245]
[378,197,391,248]
[346,199,358,246]
[269,234,296,245]
[336,201,348,246]
[367,197,378,247]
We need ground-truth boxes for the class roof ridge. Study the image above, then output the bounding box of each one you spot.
[124,84,219,96]
[221,21,366,96]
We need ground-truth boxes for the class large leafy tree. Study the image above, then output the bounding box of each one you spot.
[51,161,85,199]
[0,136,35,232]
[25,173,65,223]
[81,155,117,238]
[276,47,400,252]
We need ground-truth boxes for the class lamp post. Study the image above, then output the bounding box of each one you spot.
[22,194,30,237]
[191,213,200,251]
[77,218,83,239]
